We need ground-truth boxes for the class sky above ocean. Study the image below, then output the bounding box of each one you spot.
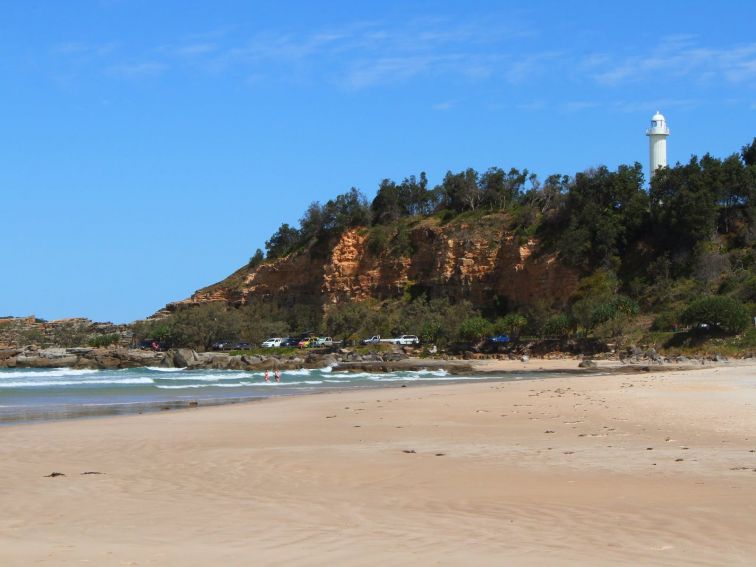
[1,0,755,323]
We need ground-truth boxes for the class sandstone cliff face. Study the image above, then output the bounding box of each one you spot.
[168,217,579,313]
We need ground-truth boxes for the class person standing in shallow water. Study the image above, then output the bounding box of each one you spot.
[274,369,281,383]
[264,370,270,383]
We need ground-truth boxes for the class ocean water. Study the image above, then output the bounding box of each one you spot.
[0,365,532,424]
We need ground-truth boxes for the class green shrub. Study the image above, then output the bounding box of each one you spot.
[680,296,750,335]
[651,311,679,332]
[543,314,570,337]
[88,333,121,348]
[458,316,493,342]
[494,313,528,338]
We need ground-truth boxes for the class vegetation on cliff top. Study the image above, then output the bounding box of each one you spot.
[138,138,755,354]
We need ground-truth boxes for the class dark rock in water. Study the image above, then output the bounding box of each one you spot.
[172,348,197,368]
[45,472,65,477]
[578,360,597,368]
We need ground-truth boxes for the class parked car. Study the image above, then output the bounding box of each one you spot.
[488,335,510,344]
[297,337,316,348]
[394,335,420,345]
[233,342,251,350]
[211,340,234,351]
[280,337,299,347]
[261,337,284,348]
[360,335,382,345]
[314,336,335,347]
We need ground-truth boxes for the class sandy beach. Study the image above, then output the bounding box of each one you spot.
[1,361,755,566]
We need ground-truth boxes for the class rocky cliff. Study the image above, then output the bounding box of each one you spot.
[165,215,579,314]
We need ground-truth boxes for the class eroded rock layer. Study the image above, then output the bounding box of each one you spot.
[167,217,579,313]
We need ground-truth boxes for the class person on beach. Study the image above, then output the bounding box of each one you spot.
[264,370,270,383]
[274,369,281,383]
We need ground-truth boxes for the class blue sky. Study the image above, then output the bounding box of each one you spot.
[2,0,755,323]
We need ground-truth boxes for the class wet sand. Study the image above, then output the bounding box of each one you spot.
[1,362,755,565]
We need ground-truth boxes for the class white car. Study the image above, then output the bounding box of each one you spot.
[394,335,420,345]
[314,336,335,346]
[261,337,284,348]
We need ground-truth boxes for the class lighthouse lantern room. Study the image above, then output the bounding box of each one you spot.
[646,111,670,178]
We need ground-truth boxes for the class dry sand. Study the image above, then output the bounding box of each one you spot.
[1,362,755,566]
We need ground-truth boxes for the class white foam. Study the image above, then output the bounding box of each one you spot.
[0,368,100,380]
[145,367,185,372]
[284,368,313,376]
[406,369,449,377]
[0,377,155,388]
[338,371,399,379]
[153,372,253,382]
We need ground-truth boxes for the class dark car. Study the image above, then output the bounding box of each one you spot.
[488,335,510,343]
[280,337,299,347]
[211,340,234,351]
[233,342,251,350]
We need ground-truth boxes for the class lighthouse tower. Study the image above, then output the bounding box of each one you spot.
[646,111,669,177]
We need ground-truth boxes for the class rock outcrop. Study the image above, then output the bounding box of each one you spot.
[166,215,579,314]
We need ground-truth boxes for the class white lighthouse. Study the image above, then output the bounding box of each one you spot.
[646,111,669,177]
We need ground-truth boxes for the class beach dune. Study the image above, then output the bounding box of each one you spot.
[1,363,755,565]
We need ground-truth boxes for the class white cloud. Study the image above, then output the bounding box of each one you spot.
[591,38,756,86]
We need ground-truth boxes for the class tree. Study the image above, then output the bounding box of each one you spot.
[371,179,402,225]
[265,224,301,258]
[459,316,493,342]
[495,313,528,338]
[324,301,382,342]
[321,188,371,235]
[650,156,718,269]
[561,164,648,270]
[680,296,750,335]
[400,172,432,216]
[438,168,480,212]
[299,202,325,242]
[248,248,264,268]
[742,137,756,167]
[543,314,570,337]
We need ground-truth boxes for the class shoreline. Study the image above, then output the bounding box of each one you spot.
[0,358,728,427]
[1,363,755,565]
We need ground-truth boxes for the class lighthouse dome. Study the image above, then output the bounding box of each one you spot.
[651,111,665,122]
